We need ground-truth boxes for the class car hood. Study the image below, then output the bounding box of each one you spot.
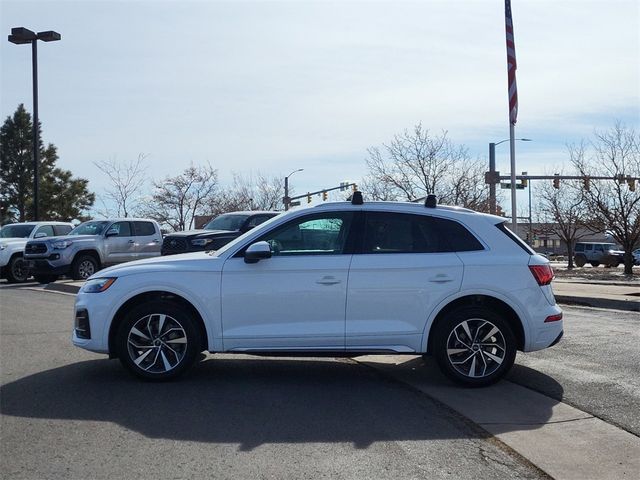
[164,229,236,238]
[0,237,30,246]
[27,234,98,243]
[93,251,224,278]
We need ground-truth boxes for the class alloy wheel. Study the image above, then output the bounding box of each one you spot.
[127,313,188,374]
[446,318,507,379]
[78,260,95,279]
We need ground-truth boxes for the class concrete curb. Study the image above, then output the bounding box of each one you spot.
[355,355,640,480]
[555,295,639,312]
[43,282,82,295]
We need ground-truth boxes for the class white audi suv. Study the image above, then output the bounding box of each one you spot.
[73,195,563,387]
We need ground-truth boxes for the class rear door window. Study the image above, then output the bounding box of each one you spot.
[53,225,72,236]
[363,212,483,254]
[133,221,156,236]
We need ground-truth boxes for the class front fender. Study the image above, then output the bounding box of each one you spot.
[96,272,222,353]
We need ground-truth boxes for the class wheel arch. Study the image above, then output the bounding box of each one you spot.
[73,249,102,267]
[424,294,526,354]
[107,290,209,358]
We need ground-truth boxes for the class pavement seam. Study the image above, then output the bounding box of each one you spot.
[478,416,595,426]
[348,358,553,480]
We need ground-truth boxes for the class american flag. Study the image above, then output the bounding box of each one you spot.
[505,0,518,125]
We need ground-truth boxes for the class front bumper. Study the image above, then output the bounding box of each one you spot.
[24,258,71,276]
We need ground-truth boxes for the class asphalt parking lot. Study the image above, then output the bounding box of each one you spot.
[1,283,639,479]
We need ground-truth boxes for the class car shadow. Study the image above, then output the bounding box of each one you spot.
[0,355,563,450]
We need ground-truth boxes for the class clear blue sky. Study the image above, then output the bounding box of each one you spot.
[1,0,638,213]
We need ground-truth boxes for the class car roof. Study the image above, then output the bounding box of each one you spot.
[216,211,277,216]
[3,221,73,226]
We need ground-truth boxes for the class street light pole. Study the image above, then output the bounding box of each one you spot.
[283,168,303,211]
[487,137,531,219]
[8,27,61,221]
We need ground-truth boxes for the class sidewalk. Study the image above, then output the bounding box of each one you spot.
[553,279,639,312]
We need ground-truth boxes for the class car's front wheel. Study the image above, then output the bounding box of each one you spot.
[6,255,28,283]
[116,301,202,380]
[432,306,517,387]
[71,254,99,280]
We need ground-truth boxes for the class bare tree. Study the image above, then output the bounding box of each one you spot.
[571,123,640,274]
[94,154,148,218]
[537,177,597,269]
[209,172,285,214]
[364,123,489,209]
[141,163,218,231]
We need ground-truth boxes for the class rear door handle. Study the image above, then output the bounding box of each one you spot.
[429,274,453,284]
[128,240,135,244]
[316,276,341,286]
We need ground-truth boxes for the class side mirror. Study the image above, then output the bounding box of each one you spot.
[105,229,118,238]
[34,232,47,238]
[244,241,272,264]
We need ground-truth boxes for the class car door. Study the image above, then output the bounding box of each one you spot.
[345,211,468,353]
[220,211,355,351]
[133,221,162,259]
[103,221,136,264]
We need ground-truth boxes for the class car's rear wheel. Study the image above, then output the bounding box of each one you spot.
[116,301,202,381]
[590,261,600,267]
[432,306,517,387]
[6,255,28,283]
[574,256,586,267]
[71,254,98,280]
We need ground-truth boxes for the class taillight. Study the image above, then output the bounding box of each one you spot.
[544,313,563,323]
[529,264,554,286]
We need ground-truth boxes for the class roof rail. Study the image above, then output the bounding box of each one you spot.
[424,195,437,208]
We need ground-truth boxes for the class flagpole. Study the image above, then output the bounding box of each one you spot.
[509,123,517,232]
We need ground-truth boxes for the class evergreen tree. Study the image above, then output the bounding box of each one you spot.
[0,104,94,223]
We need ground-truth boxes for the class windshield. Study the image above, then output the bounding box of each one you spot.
[204,214,250,232]
[0,224,35,239]
[69,221,109,236]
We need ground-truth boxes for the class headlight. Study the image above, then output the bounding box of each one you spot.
[81,277,117,293]
[191,238,214,246]
[52,240,73,249]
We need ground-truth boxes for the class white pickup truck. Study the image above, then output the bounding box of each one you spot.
[0,222,74,283]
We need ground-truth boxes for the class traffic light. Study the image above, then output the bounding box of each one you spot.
[322,191,328,201]
[629,178,636,192]
[307,193,312,203]
[583,177,590,191]
[521,171,527,188]
[553,174,560,189]
[352,183,357,192]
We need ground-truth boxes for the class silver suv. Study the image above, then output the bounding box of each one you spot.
[24,218,162,283]
[574,242,624,267]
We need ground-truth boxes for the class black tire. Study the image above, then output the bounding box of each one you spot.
[432,306,517,387]
[35,274,59,284]
[574,256,586,267]
[71,254,99,280]
[5,255,28,283]
[116,301,202,381]
[609,259,620,268]
[590,261,600,267]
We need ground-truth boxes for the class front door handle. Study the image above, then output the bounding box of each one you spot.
[128,239,135,244]
[316,276,341,286]
[429,274,453,284]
